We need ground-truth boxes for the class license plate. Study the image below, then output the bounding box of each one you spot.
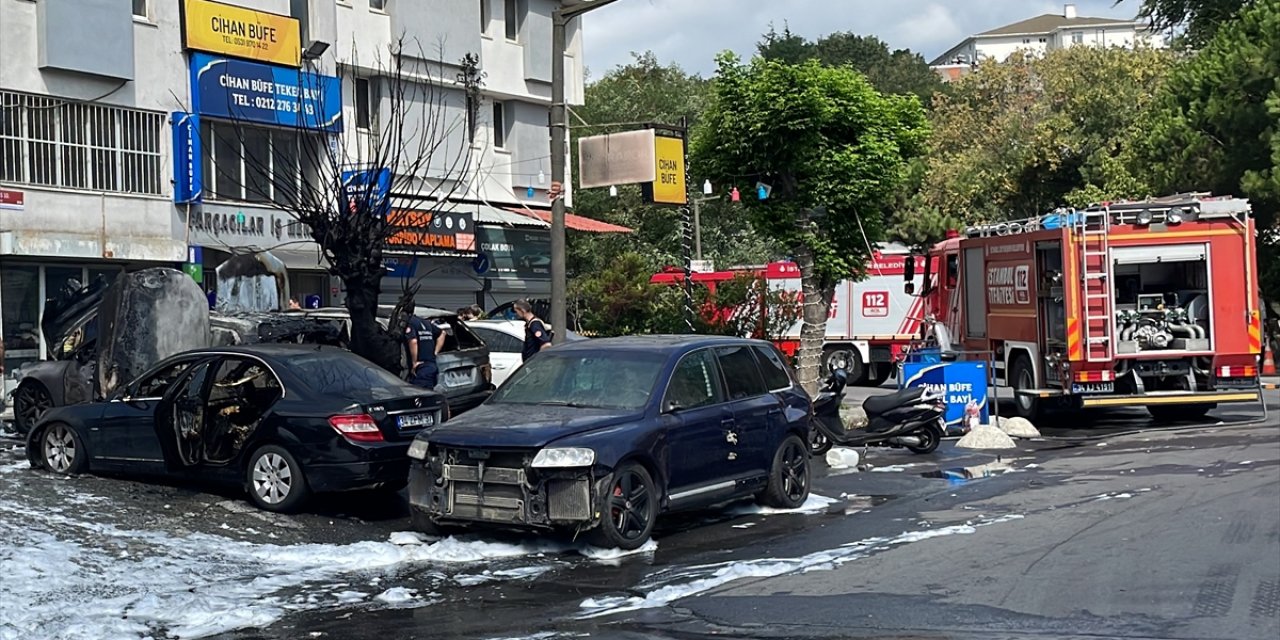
[397,412,436,429]
[1072,382,1114,394]
[444,369,475,387]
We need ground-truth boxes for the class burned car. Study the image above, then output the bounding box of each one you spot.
[27,345,446,512]
[11,269,210,435]
[406,336,813,550]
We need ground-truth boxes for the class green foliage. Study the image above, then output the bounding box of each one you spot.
[914,45,1176,226]
[1132,0,1280,300]
[568,52,780,290]
[692,53,929,289]
[757,26,943,101]
[1131,0,1254,47]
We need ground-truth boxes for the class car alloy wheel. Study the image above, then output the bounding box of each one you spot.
[43,424,80,474]
[608,468,653,541]
[16,383,52,435]
[252,452,294,506]
[779,438,808,501]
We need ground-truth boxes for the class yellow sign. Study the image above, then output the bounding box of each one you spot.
[650,135,687,205]
[183,0,301,67]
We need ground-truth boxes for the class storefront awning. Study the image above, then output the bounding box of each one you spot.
[473,204,549,228]
[503,206,633,233]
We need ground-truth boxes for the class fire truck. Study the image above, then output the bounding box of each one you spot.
[912,193,1268,420]
[651,246,931,386]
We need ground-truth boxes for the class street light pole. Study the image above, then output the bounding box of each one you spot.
[549,0,619,344]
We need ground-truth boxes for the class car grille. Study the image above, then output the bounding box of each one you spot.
[437,447,532,523]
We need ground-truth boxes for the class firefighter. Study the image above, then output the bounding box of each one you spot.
[514,299,552,362]
[405,313,446,389]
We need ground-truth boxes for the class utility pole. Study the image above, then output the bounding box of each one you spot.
[550,0,620,344]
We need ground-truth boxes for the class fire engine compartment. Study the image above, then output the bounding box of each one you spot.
[1113,256,1211,355]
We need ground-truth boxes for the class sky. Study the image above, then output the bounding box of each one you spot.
[580,0,1144,78]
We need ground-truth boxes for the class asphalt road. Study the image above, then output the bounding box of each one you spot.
[3,385,1276,640]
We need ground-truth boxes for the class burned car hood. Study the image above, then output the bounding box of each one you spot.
[96,269,211,398]
[40,274,112,360]
[419,403,641,449]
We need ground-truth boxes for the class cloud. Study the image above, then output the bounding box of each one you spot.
[581,0,1139,77]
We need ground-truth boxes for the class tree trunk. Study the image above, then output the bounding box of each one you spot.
[793,244,834,397]
[344,275,404,375]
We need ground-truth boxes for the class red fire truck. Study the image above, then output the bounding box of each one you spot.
[651,246,932,386]
[912,194,1268,420]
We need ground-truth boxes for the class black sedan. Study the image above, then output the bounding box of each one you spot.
[407,336,813,549]
[27,345,447,512]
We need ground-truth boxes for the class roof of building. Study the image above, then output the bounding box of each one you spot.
[977,13,1138,37]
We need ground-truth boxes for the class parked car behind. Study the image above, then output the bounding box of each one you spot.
[27,345,446,512]
[406,335,813,549]
[466,319,586,386]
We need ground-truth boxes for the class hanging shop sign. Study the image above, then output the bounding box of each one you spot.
[643,134,686,206]
[386,210,477,255]
[171,112,203,204]
[477,226,551,279]
[190,52,342,131]
[182,0,302,67]
[340,167,392,218]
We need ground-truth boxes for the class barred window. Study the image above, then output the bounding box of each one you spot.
[0,91,163,195]
[200,119,320,205]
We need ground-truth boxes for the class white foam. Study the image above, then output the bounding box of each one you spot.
[728,493,836,516]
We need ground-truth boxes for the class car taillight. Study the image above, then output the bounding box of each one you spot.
[329,414,384,442]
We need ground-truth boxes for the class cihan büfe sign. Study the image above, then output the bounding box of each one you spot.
[182,0,302,67]
[173,54,342,203]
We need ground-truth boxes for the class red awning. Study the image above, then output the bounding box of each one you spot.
[504,206,633,233]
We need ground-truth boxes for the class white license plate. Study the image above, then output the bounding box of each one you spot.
[398,412,436,429]
[1072,382,1114,394]
[444,369,475,387]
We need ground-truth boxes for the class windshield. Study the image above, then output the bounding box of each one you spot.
[287,351,419,400]
[490,352,665,411]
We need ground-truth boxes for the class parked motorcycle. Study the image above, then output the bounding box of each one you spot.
[808,369,947,456]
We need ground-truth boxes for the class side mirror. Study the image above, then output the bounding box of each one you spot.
[663,400,683,414]
[904,282,916,295]
[904,255,916,282]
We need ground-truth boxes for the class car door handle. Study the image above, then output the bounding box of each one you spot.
[767,407,782,416]
[721,418,736,428]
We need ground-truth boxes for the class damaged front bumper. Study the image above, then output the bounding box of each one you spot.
[408,447,601,530]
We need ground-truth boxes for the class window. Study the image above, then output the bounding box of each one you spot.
[132,0,147,18]
[492,101,507,149]
[472,327,522,353]
[753,346,793,390]
[354,78,371,130]
[480,0,490,33]
[963,247,987,338]
[369,0,387,11]
[716,346,767,400]
[504,0,521,40]
[1071,31,1084,44]
[665,350,724,411]
[135,360,197,398]
[200,119,319,203]
[491,352,665,410]
[0,91,163,194]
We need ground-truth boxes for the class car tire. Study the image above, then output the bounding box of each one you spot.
[865,365,892,388]
[808,428,833,456]
[822,346,865,386]
[759,434,811,509]
[245,445,310,513]
[14,382,54,436]
[1009,356,1041,420]
[906,421,943,454]
[1147,403,1213,422]
[585,463,657,551]
[41,423,87,475]
[409,507,455,537]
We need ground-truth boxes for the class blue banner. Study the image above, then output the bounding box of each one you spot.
[171,112,203,203]
[341,167,392,218]
[190,52,342,131]
[900,358,989,435]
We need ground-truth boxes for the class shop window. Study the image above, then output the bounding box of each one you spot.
[2,266,41,380]
[0,90,162,195]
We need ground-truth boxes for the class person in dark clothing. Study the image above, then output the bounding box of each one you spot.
[514,298,552,362]
[405,314,446,388]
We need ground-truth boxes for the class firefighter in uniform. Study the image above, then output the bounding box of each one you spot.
[405,314,446,389]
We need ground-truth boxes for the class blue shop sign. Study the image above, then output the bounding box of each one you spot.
[900,354,989,435]
[190,52,342,131]
[340,167,392,218]
[171,112,203,204]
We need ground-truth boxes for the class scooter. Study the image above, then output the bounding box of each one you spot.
[808,369,947,456]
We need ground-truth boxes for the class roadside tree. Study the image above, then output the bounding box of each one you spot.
[692,54,928,393]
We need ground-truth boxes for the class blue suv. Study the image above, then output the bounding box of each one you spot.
[406,335,813,549]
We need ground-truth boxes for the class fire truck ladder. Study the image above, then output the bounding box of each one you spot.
[1076,208,1114,362]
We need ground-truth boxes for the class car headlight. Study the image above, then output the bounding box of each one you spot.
[531,447,595,468]
[407,439,429,460]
